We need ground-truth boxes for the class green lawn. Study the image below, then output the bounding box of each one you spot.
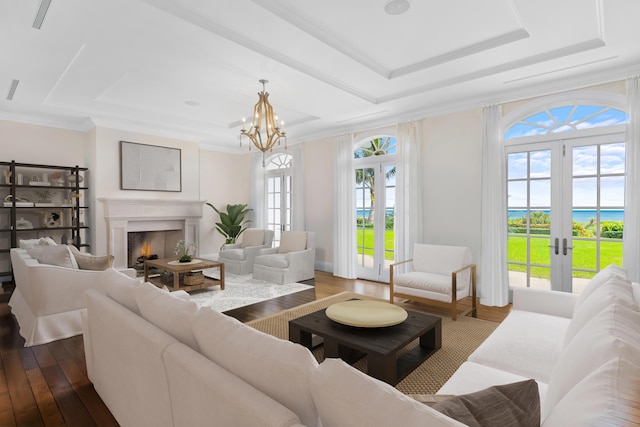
[508,235,623,279]
[356,227,394,260]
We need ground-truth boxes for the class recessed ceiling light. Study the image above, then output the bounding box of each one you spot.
[185,100,200,106]
[385,0,410,15]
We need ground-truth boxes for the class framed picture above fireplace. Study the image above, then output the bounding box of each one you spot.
[120,141,182,192]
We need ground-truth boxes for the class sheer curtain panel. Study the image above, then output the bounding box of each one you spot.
[249,153,265,229]
[395,121,424,272]
[291,145,306,231]
[481,105,509,306]
[623,76,640,282]
[333,134,357,278]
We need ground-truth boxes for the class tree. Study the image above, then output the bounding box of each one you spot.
[354,137,396,224]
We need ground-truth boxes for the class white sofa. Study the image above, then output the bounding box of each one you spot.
[84,265,640,427]
[9,247,135,346]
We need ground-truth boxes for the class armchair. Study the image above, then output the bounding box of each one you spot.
[252,231,316,284]
[390,243,477,320]
[218,229,274,275]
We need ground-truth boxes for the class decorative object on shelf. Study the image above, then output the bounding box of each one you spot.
[50,171,65,186]
[3,194,33,207]
[239,79,287,166]
[174,239,197,263]
[42,209,63,228]
[33,189,52,203]
[66,173,83,185]
[28,175,51,186]
[17,173,23,185]
[120,141,182,192]
[206,203,252,247]
[3,169,11,184]
[16,217,33,230]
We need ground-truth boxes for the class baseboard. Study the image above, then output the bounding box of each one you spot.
[314,260,332,273]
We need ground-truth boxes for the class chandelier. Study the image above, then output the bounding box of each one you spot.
[240,79,286,166]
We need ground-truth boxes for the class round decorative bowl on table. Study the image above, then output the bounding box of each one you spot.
[325,300,408,328]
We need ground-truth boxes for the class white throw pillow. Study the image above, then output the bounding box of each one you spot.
[67,245,113,270]
[310,359,462,427]
[241,229,265,248]
[574,264,628,310]
[192,307,320,427]
[278,231,307,254]
[543,304,640,420]
[19,237,57,249]
[102,268,143,314]
[26,245,78,269]
[134,283,200,351]
[564,277,637,346]
[542,358,640,427]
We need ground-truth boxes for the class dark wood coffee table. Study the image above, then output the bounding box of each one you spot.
[289,300,441,385]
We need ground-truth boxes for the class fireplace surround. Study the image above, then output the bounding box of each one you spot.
[100,198,205,269]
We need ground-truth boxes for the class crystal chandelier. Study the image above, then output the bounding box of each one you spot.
[240,79,286,166]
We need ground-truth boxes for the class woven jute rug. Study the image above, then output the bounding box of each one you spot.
[247,291,499,395]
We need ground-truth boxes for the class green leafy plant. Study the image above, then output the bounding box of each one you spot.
[206,203,252,245]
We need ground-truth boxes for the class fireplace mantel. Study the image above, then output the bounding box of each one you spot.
[99,198,205,268]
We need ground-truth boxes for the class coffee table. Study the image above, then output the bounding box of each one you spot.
[289,300,441,385]
[143,257,224,292]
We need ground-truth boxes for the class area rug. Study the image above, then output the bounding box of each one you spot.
[187,271,313,312]
[247,291,499,394]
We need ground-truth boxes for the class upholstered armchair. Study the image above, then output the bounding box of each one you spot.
[390,243,477,320]
[218,229,275,275]
[252,231,316,284]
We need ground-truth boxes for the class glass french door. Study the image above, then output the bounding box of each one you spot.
[507,133,625,292]
[355,162,395,282]
[265,172,291,246]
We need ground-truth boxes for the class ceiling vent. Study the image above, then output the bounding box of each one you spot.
[33,0,51,29]
[6,80,19,101]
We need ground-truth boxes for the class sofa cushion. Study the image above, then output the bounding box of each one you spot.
[394,271,454,294]
[542,357,640,427]
[543,304,640,420]
[218,248,246,261]
[192,307,319,427]
[102,268,143,314]
[278,231,307,254]
[19,237,57,249]
[574,264,628,310]
[26,245,78,269]
[467,310,570,382]
[67,245,113,270]
[255,253,289,268]
[412,244,470,276]
[309,358,464,427]
[564,277,637,346]
[134,284,200,351]
[432,379,540,427]
[241,229,265,248]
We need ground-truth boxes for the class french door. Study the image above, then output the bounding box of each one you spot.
[355,161,395,282]
[507,133,625,292]
[265,172,291,246]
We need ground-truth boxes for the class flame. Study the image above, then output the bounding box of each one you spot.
[140,242,152,258]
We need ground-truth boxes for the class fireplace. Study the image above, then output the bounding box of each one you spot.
[127,229,183,272]
[100,198,205,269]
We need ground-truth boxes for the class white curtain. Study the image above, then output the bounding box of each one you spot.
[290,145,305,230]
[395,121,424,270]
[249,152,265,229]
[623,76,640,282]
[480,105,509,306]
[333,134,357,278]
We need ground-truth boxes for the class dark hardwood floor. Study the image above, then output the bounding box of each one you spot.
[0,271,511,426]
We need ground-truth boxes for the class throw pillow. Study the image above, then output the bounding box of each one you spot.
[574,264,628,310]
[278,231,307,254]
[432,379,540,427]
[241,229,265,248]
[19,237,57,249]
[68,245,113,270]
[26,245,78,269]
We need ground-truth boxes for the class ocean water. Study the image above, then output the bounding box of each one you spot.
[508,209,623,222]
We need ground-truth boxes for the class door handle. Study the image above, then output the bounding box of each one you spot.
[563,238,573,256]
[549,238,559,255]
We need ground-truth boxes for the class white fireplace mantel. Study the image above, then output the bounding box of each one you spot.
[99,198,206,268]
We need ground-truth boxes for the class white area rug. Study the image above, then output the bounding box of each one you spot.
[188,271,313,312]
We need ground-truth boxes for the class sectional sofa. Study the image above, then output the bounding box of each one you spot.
[83,266,640,426]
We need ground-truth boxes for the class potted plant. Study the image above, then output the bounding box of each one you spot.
[174,240,197,263]
[206,203,251,247]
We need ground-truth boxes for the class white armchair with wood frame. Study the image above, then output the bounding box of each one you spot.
[218,229,274,275]
[389,243,477,320]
